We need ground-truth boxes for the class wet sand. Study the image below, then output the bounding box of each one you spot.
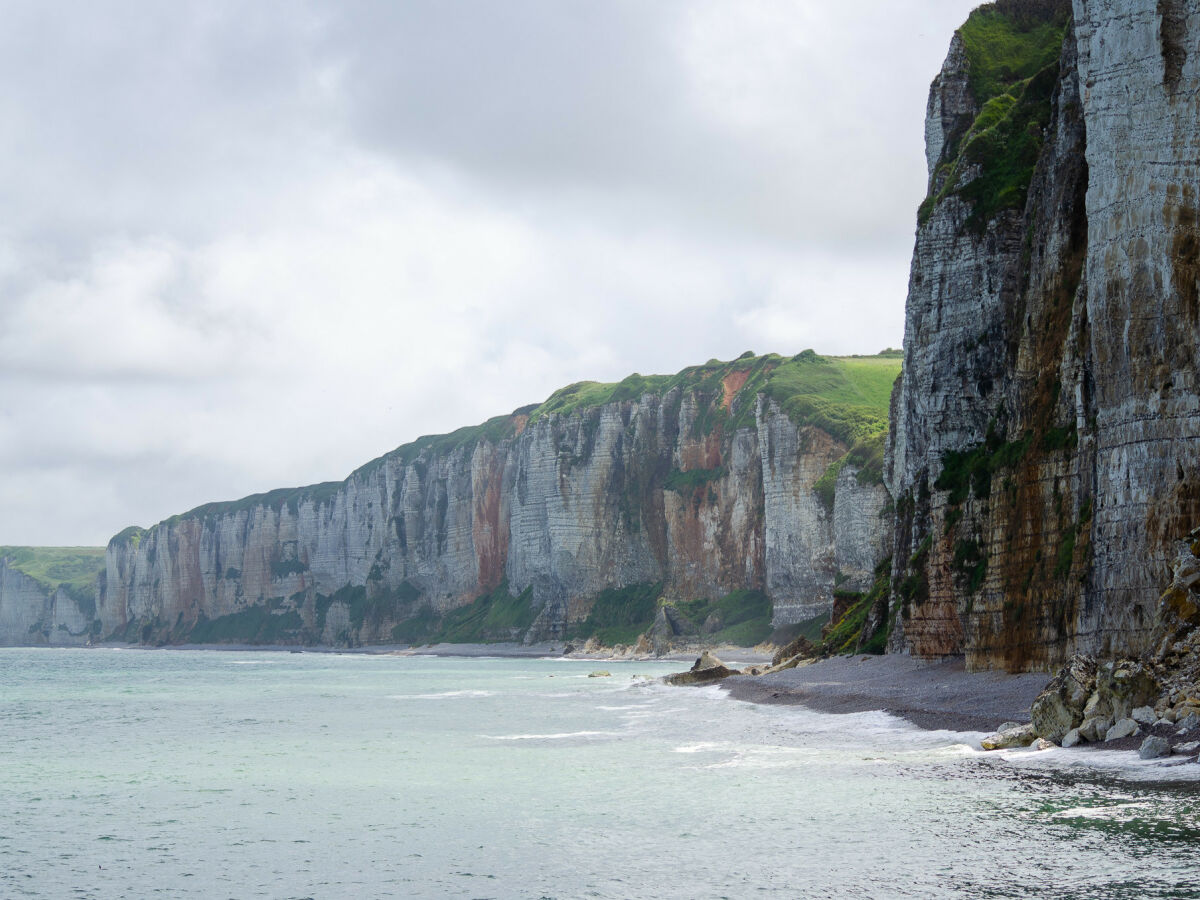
[721,654,1050,733]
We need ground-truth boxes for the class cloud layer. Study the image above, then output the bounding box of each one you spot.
[0,0,979,544]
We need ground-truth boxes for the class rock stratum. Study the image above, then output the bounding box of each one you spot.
[0,352,897,647]
[883,0,1200,671]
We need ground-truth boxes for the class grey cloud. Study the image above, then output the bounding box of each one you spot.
[0,0,981,545]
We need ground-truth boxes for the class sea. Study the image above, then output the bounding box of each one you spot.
[2,648,1199,899]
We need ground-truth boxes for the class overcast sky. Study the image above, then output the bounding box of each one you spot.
[0,0,981,546]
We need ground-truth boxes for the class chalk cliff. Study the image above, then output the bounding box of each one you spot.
[95,353,897,647]
[0,549,104,646]
[886,0,1200,670]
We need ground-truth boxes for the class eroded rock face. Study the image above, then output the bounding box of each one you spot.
[888,1,1200,671]
[832,466,891,594]
[1031,655,1097,742]
[99,389,892,646]
[1074,0,1200,656]
[981,723,1038,750]
[664,650,740,686]
[0,560,96,646]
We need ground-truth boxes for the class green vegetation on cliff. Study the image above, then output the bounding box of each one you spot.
[569,582,663,646]
[188,605,304,645]
[385,349,898,465]
[919,0,1069,230]
[673,589,774,647]
[565,586,773,649]
[140,350,899,531]
[820,557,893,656]
[958,0,1071,107]
[430,580,538,643]
[0,547,105,614]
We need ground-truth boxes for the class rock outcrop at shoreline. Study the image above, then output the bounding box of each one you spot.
[664,651,741,686]
[1024,532,1200,756]
[885,0,1200,671]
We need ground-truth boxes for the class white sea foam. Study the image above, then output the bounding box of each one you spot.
[484,731,619,741]
[390,690,495,700]
[994,744,1200,780]
[673,742,726,754]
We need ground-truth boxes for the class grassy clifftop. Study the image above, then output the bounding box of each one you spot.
[119,349,901,536]
[0,546,105,597]
[530,349,899,444]
[919,0,1070,231]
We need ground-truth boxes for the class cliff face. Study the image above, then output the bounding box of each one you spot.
[99,353,896,646]
[888,0,1200,670]
[0,550,103,646]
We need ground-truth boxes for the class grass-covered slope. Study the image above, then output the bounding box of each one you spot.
[919,0,1070,231]
[565,584,774,649]
[532,349,899,447]
[0,546,105,611]
[0,547,105,592]
[118,349,901,536]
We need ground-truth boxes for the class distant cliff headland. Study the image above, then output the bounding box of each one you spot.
[1,351,899,649]
[5,0,1199,676]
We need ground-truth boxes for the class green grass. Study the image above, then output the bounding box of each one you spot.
[813,457,848,512]
[125,350,898,544]
[935,427,1033,505]
[919,1,1068,230]
[528,350,899,447]
[110,526,145,548]
[391,604,439,644]
[673,589,773,647]
[426,580,538,644]
[569,582,663,646]
[566,584,773,648]
[763,351,899,447]
[664,468,726,493]
[820,557,892,655]
[188,606,304,644]
[957,1,1070,108]
[813,429,890,513]
[953,539,989,594]
[0,546,105,596]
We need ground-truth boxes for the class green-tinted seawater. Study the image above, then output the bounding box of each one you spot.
[2,648,1198,898]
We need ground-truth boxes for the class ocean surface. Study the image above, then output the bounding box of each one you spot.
[2,649,1199,899]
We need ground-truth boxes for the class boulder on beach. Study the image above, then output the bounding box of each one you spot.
[770,634,814,668]
[588,670,611,678]
[633,633,653,657]
[1131,705,1157,725]
[1094,661,1160,722]
[1078,716,1112,743]
[1177,711,1200,731]
[1139,736,1170,759]
[1030,655,1096,743]
[1031,656,1161,743]
[664,651,740,686]
[981,723,1038,750]
[1104,718,1140,742]
[1061,728,1083,748]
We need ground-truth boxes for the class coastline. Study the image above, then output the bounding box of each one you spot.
[720,654,1050,733]
[40,639,772,666]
